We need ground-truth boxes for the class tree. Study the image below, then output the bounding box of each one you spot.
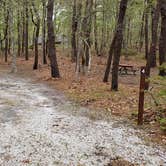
[82,0,93,71]
[25,0,29,61]
[42,0,47,64]
[47,0,60,78]
[103,0,128,91]
[93,0,99,56]
[144,0,149,60]
[31,1,40,70]
[71,0,77,62]
[145,0,160,89]
[149,0,160,67]
[111,0,128,91]
[4,8,9,62]
[17,7,21,57]
[159,0,166,76]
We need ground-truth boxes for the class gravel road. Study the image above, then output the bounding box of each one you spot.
[0,74,166,166]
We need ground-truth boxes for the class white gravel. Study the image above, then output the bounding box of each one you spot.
[0,74,166,166]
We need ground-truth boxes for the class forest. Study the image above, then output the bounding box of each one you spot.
[0,0,166,165]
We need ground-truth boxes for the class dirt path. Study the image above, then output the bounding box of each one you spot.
[0,73,166,166]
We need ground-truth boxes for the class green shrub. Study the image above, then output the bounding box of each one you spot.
[159,118,166,132]
[159,63,166,71]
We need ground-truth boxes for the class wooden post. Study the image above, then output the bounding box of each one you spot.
[138,66,146,125]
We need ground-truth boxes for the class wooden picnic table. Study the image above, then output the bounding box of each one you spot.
[119,64,137,75]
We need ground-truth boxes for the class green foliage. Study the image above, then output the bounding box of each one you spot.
[159,118,166,132]
[158,89,166,97]
[159,63,166,72]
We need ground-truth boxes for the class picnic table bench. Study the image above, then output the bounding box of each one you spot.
[119,64,137,75]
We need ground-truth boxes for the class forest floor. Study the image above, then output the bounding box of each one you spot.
[0,69,166,165]
[0,49,166,143]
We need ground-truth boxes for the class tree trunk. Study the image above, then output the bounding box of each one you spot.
[22,10,25,54]
[111,0,128,91]
[145,0,149,60]
[25,0,29,61]
[8,28,11,55]
[42,0,47,64]
[100,1,106,56]
[139,11,145,52]
[145,0,160,89]
[103,0,128,89]
[17,9,21,57]
[71,0,78,62]
[47,0,60,78]
[75,1,82,75]
[4,10,9,62]
[159,0,166,76]
[33,26,40,70]
[10,8,17,73]
[126,17,131,50]
[31,1,40,70]
[71,0,77,62]
[149,1,160,67]
[94,0,99,56]
[0,34,3,51]
[82,0,93,69]
[103,35,116,82]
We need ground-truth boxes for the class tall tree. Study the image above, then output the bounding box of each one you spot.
[149,1,160,67]
[31,1,40,70]
[103,0,128,91]
[71,0,77,62]
[4,8,9,62]
[42,0,47,64]
[94,0,99,56]
[145,0,160,89]
[17,8,21,57]
[25,0,29,61]
[139,11,145,52]
[10,5,17,73]
[144,0,149,60]
[111,0,128,91]
[82,0,93,70]
[21,9,25,54]
[159,0,166,76]
[47,0,60,78]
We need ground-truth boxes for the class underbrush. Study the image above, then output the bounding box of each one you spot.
[148,76,166,132]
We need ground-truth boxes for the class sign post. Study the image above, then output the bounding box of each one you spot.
[138,67,146,125]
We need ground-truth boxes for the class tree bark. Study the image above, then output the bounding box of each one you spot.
[144,0,149,60]
[31,1,40,70]
[145,0,160,89]
[4,10,9,62]
[103,0,128,90]
[10,8,17,73]
[25,0,29,61]
[17,9,21,57]
[82,0,93,69]
[71,0,77,62]
[22,10,25,54]
[103,35,116,82]
[149,1,160,67]
[71,0,78,62]
[159,0,166,76]
[47,0,60,78]
[100,1,106,56]
[111,0,128,91]
[42,0,47,64]
[139,11,145,52]
[94,0,99,56]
